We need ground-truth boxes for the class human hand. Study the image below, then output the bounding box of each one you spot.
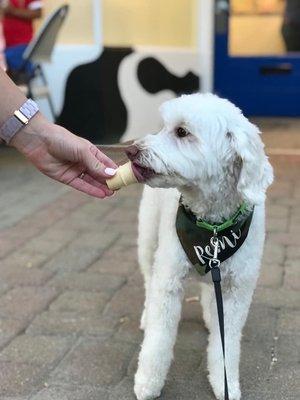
[10,113,118,198]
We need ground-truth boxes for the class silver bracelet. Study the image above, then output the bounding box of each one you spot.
[0,99,39,144]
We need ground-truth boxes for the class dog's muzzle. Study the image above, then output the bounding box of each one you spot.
[126,145,156,182]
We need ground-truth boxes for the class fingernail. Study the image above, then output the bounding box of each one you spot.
[105,167,117,176]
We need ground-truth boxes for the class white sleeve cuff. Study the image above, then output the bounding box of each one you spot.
[28,1,43,10]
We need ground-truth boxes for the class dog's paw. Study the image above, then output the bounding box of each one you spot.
[134,382,161,400]
[209,369,241,400]
[212,384,241,400]
[134,373,162,400]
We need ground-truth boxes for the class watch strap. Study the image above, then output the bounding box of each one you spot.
[0,99,39,144]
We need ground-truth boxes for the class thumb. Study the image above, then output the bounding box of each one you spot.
[81,150,117,182]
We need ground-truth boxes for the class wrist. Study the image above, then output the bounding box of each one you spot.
[10,112,51,155]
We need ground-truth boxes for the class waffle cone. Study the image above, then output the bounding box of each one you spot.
[106,161,138,190]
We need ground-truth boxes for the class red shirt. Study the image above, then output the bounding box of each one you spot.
[3,0,42,47]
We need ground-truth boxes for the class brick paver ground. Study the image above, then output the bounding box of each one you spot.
[0,125,299,399]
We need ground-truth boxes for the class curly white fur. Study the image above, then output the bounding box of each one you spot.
[132,93,273,400]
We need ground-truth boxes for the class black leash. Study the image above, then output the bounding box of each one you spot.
[210,232,229,400]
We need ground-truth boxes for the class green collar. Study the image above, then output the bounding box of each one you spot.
[195,202,249,233]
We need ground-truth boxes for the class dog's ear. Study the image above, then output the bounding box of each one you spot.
[229,120,273,205]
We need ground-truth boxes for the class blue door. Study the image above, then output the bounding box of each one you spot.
[214,0,300,116]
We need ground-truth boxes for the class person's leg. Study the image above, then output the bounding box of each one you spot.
[5,44,35,81]
[5,44,27,70]
[282,24,300,52]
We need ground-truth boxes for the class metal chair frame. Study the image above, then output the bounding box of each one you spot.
[20,4,69,120]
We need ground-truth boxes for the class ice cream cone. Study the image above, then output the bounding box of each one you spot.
[106,161,138,190]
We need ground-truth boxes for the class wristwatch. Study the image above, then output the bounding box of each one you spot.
[0,99,39,144]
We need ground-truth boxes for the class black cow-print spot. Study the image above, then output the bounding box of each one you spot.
[137,57,199,96]
[57,47,133,143]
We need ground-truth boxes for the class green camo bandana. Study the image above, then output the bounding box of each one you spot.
[176,201,254,275]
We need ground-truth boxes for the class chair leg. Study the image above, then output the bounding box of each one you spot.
[46,92,57,122]
[27,81,33,99]
[39,66,57,121]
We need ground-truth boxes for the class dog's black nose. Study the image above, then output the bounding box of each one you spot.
[126,145,140,160]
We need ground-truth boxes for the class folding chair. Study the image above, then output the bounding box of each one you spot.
[21,4,69,120]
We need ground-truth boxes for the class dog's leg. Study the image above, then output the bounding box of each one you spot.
[138,187,160,330]
[134,255,188,400]
[200,282,214,331]
[207,282,255,400]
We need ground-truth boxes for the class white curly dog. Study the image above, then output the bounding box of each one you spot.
[127,93,273,400]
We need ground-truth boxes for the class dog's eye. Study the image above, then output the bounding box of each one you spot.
[176,127,190,138]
